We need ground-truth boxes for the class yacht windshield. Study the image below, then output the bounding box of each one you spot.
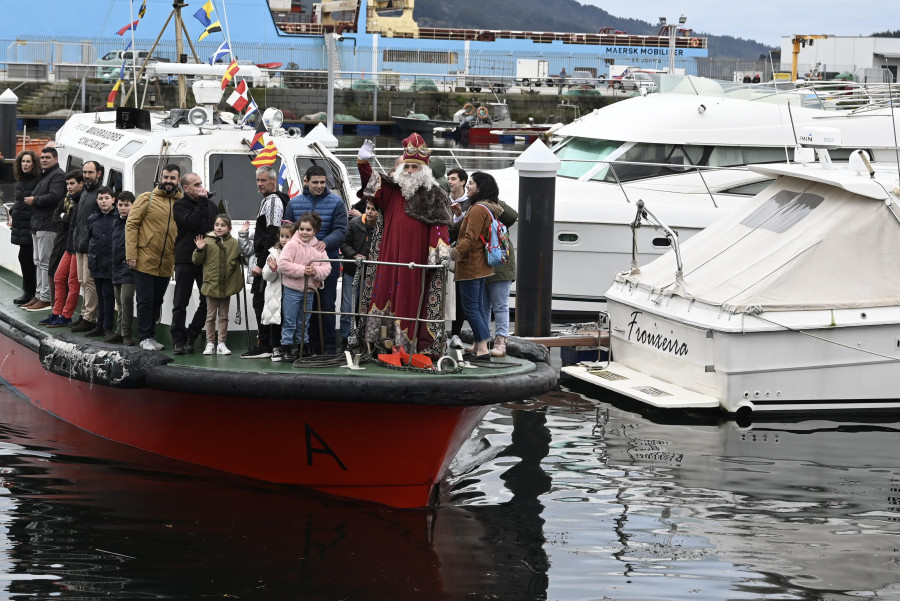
[555,137,860,184]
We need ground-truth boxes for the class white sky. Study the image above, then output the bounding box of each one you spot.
[579,0,896,46]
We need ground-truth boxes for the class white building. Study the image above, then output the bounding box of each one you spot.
[779,35,899,82]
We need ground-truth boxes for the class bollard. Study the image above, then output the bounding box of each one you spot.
[0,88,18,164]
[513,140,560,337]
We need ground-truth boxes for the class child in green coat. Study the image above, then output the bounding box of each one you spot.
[192,214,243,356]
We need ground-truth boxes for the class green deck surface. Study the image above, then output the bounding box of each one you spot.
[0,268,534,379]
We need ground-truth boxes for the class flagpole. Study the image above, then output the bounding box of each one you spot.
[129,0,138,107]
[220,0,235,62]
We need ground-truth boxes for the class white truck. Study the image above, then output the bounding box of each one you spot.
[515,59,551,87]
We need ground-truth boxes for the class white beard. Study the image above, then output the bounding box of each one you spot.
[393,165,436,200]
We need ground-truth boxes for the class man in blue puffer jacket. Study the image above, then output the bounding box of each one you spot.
[283,165,347,354]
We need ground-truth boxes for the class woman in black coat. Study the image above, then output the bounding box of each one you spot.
[10,150,39,305]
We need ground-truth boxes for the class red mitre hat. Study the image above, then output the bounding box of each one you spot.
[401,132,431,165]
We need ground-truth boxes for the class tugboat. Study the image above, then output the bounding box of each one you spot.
[0,12,556,508]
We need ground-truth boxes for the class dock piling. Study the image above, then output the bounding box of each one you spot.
[513,140,560,337]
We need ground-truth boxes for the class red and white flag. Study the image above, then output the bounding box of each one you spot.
[226,79,249,112]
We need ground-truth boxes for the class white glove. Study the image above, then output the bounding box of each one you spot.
[358,139,375,161]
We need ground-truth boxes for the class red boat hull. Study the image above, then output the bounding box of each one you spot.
[0,335,489,508]
[464,127,549,145]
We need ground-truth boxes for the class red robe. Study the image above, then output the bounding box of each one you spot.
[358,161,451,354]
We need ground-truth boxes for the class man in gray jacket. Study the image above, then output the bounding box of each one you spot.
[23,147,65,311]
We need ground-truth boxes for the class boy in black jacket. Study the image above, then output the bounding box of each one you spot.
[85,188,119,339]
[339,199,377,349]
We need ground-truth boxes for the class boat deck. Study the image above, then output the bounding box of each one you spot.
[0,269,544,393]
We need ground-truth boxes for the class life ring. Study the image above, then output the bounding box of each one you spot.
[476,106,489,119]
[690,38,700,48]
[463,103,475,116]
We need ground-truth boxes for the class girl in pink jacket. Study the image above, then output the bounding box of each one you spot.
[276,212,332,361]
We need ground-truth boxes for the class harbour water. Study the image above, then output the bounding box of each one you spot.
[0,380,899,599]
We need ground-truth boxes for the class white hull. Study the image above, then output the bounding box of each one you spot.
[564,297,900,414]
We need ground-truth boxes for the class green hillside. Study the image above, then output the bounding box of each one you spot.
[414,0,772,58]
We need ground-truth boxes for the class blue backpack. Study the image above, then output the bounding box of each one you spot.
[477,204,510,267]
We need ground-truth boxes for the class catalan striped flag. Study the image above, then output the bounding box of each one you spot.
[251,141,278,167]
[221,60,240,89]
[199,20,223,42]
[107,80,123,108]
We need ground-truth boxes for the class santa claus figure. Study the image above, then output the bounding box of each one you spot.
[357,134,452,355]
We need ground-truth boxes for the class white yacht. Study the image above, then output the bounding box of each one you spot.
[495,76,900,314]
[562,131,900,418]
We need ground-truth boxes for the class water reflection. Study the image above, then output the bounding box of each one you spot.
[1,380,900,599]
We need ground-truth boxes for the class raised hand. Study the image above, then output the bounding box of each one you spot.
[358,139,375,161]
[194,234,206,249]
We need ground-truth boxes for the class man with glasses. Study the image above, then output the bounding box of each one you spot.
[23,147,66,311]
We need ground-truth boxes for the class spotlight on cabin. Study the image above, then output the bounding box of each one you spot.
[262,107,284,132]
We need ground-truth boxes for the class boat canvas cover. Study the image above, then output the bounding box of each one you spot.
[617,176,900,313]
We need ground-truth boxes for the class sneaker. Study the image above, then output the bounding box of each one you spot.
[203,342,215,355]
[71,319,96,333]
[183,341,195,354]
[282,347,298,362]
[449,335,464,349]
[173,344,185,356]
[271,346,284,362]
[20,298,38,309]
[38,314,59,326]
[46,315,72,328]
[25,300,51,312]
[217,342,231,355]
[241,344,272,359]
[84,325,105,337]
[139,338,163,351]
[490,335,507,358]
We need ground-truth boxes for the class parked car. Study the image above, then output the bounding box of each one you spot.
[611,71,657,92]
[96,50,153,82]
[566,70,598,89]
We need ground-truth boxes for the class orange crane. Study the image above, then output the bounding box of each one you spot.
[791,35,828,81]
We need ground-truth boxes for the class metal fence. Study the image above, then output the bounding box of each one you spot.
[2,36,894,86]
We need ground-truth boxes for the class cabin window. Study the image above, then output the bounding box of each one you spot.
[66,155,84,171]
[556,138,622,179]
[117,140,145,158]
[108,169,123,194]
[207,154,282,220]
[294,158,344,201]
[134,156,192,197]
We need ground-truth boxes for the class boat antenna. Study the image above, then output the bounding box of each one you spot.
[220,0,236,63]
[129,0,139,108]
[785,102,799,161]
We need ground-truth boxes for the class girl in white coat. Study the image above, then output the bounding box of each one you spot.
[263,221,295,362]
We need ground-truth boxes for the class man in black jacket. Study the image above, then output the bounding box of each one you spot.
[70,160,104,332]
[23,147,66,311]
[171,172,218,354]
